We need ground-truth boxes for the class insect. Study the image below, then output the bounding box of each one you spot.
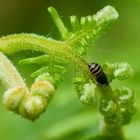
[88,63,109,86]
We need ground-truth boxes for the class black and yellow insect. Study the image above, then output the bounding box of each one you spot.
[88,63,109,86]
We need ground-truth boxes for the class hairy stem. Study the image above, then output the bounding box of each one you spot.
[0,52,27,89]
[100,118,124,139]
[0,34,91,78]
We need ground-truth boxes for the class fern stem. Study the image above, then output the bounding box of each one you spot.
[100,119,124,139]
[0,33,64,54]
[0,33,91,78]
[0,52,26,89]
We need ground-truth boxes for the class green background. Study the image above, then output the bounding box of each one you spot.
[0,0,140,140]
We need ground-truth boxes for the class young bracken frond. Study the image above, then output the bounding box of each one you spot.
[68,6,118,55]
[49,6,119,55]
[0,5,136,140]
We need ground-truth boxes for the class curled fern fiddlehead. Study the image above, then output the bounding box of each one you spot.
[1,52,56,120]
[0,5,136,139]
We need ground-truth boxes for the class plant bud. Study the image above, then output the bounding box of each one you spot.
[3,86,26,112]
[31,80,55,101]
[80,83,97,105]
[35,73,54,84]
[114,63,133,80]
[19,94,46,120]
[99,99,116,117]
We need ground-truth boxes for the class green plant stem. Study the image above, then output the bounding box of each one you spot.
[0,34,91,79]
[0,51,27,89]
[100,118,124,140]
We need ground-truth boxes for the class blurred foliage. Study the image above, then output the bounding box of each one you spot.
[0,0,140,140]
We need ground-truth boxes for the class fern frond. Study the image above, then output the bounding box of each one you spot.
[48,6,118,56]
[19,55,49,65]
[31,65,66,78]
[19,55,69,65]
[31,67,49,77]
[48,7,70,40]
[19,54,68,84]
[66,5,119,55]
